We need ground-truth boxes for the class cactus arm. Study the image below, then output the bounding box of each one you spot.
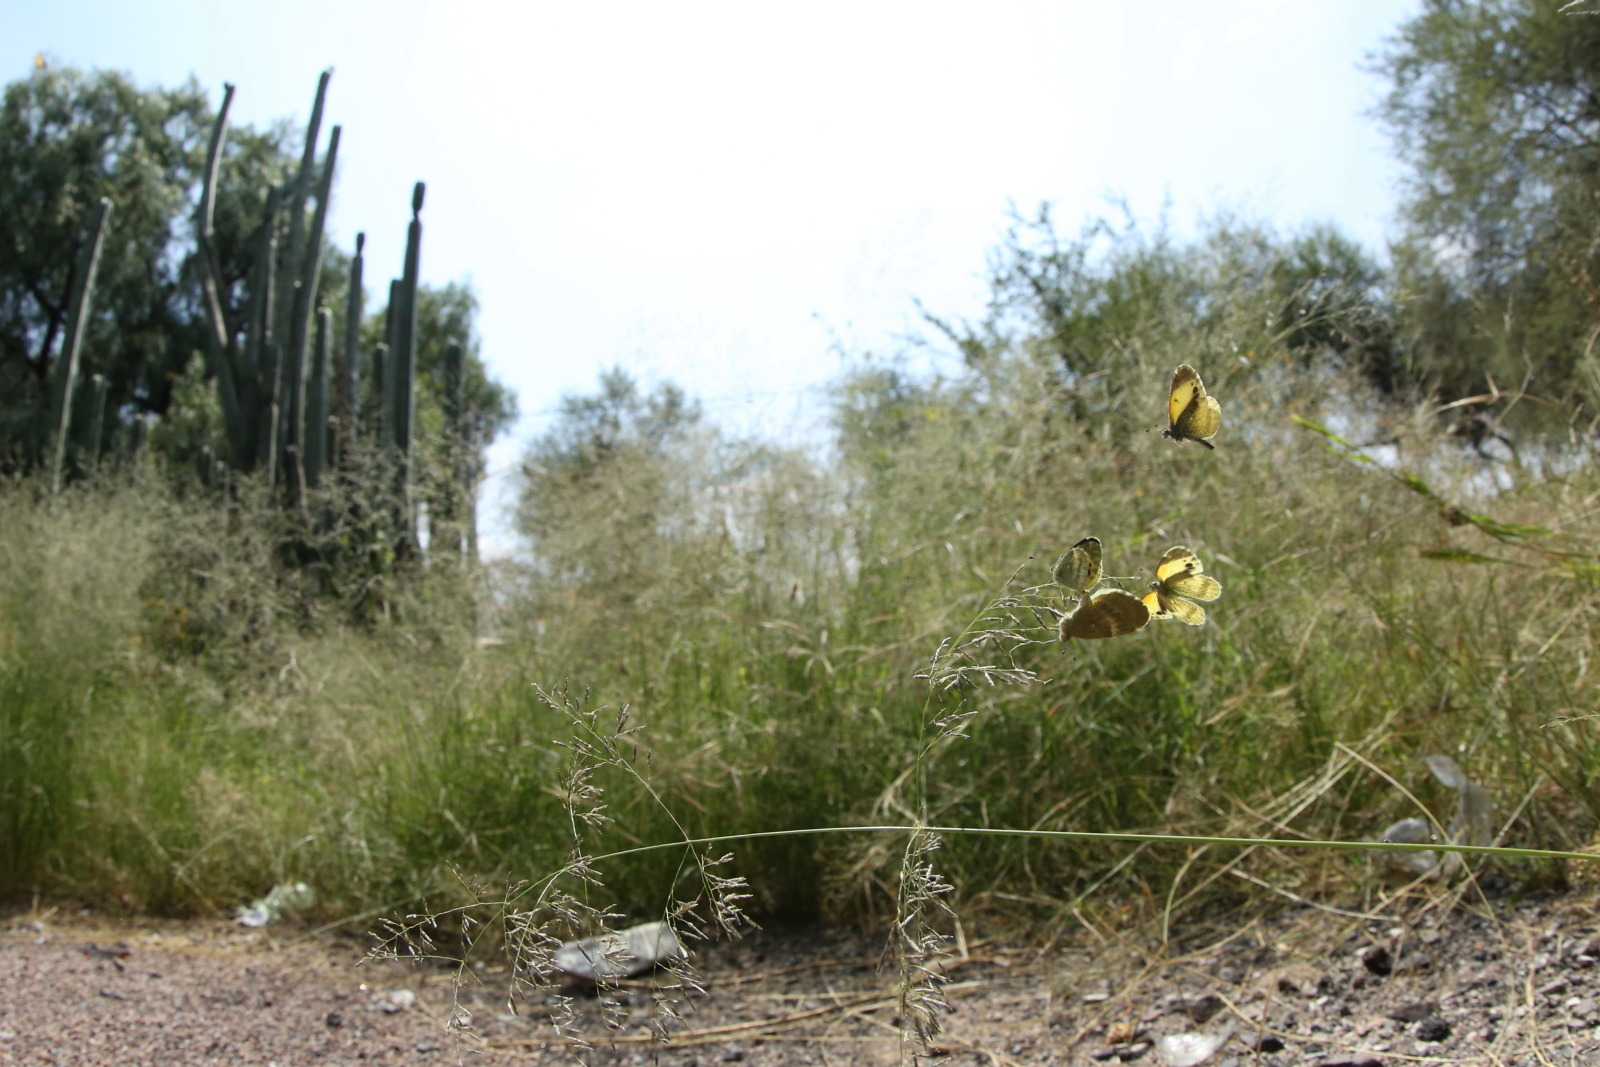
[372,340,389,447]
[341,232,365,465]
[47,197,111,494]
[282,124,341,479]
[257,343,282,475]
[306,307,331,489]
[87,373,107,472]
[284,125,341,469]
[394,183,424,461]
[381,279,401,449]
[276,69,332,350]
[195,84,246,462]
[435,341,465,560]
[236,184,282,470]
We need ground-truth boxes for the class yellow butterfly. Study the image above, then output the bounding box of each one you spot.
[1058,589,1151,641]
[1143,546,1223,626]
[1051,537,1102,593]
[1161,364,1221,450]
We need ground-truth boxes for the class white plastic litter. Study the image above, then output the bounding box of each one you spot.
[1374,755,1497,880]
[554,920,685,982]
[234,881,315,927]
[1376,816,1439,877]
[1156,1021,1234,1066]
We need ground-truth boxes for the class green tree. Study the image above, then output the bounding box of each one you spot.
[389,282,517,561]
[0,68,207,461]
[0,66,346,469]
[514,369,699,596]
[1269,226,1403,395]
[408,282,517,454]
[1375,0,1600,411]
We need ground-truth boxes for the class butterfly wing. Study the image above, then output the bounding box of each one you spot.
[1167,365,1204,428]
[1165,366,1220,448]
[1175,395,1221,447]
[1165,597,1208,626]
[1147,546,1219,623]
[1155,546,1203,583]
[1166,572,1222,602]
[1051,537,1102,593]
[1059,590,1150,640]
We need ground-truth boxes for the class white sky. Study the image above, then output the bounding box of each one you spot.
[13,0,1417,554]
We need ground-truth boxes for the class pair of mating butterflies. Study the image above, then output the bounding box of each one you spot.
[1161,364,1221,449]
[1054,537,1222,641]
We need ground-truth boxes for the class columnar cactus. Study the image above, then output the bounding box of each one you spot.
[46,197,112,495]
[285,124,341,489]
[380,279,401,450]
[275,70,331,358]
[306,307,331,489]
[245,187,282,471]
[259,342,282,483]
[370,341,389,451]
[185,71,471,579]
[341,233,365,467]
[87,373,108,472]
[197,70,338,487]
[195,85,243,461]
[433,341,466,560]
[392,183,424,547]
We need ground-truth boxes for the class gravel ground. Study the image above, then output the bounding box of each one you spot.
[4,889,1600,1066]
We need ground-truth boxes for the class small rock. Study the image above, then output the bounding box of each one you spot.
[720,1047,746,1062]
[1416,1016,1451,1042]
[375,989,416,1014]
[81,942,132,961]
[1539,978,1570,996]
[1393,951,1430,974]
[1359,945,1392,976]
[415,1043,439,1054]
[1106,1020,1141,1045]
[1180,993,1224,1023]
[324,1012,343,1028]
[1099,1043,1152,1061]
[1387,1002,1436,1022]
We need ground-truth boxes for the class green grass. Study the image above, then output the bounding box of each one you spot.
[4,221,1598,933]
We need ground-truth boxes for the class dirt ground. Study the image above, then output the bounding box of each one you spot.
[4,887,1600,1066]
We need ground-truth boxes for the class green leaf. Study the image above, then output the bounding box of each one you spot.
[1419,549,1511,565]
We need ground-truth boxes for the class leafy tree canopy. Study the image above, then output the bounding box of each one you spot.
[1375,0,1600,411]
[0,68,207,451]
[514,369,700,590]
